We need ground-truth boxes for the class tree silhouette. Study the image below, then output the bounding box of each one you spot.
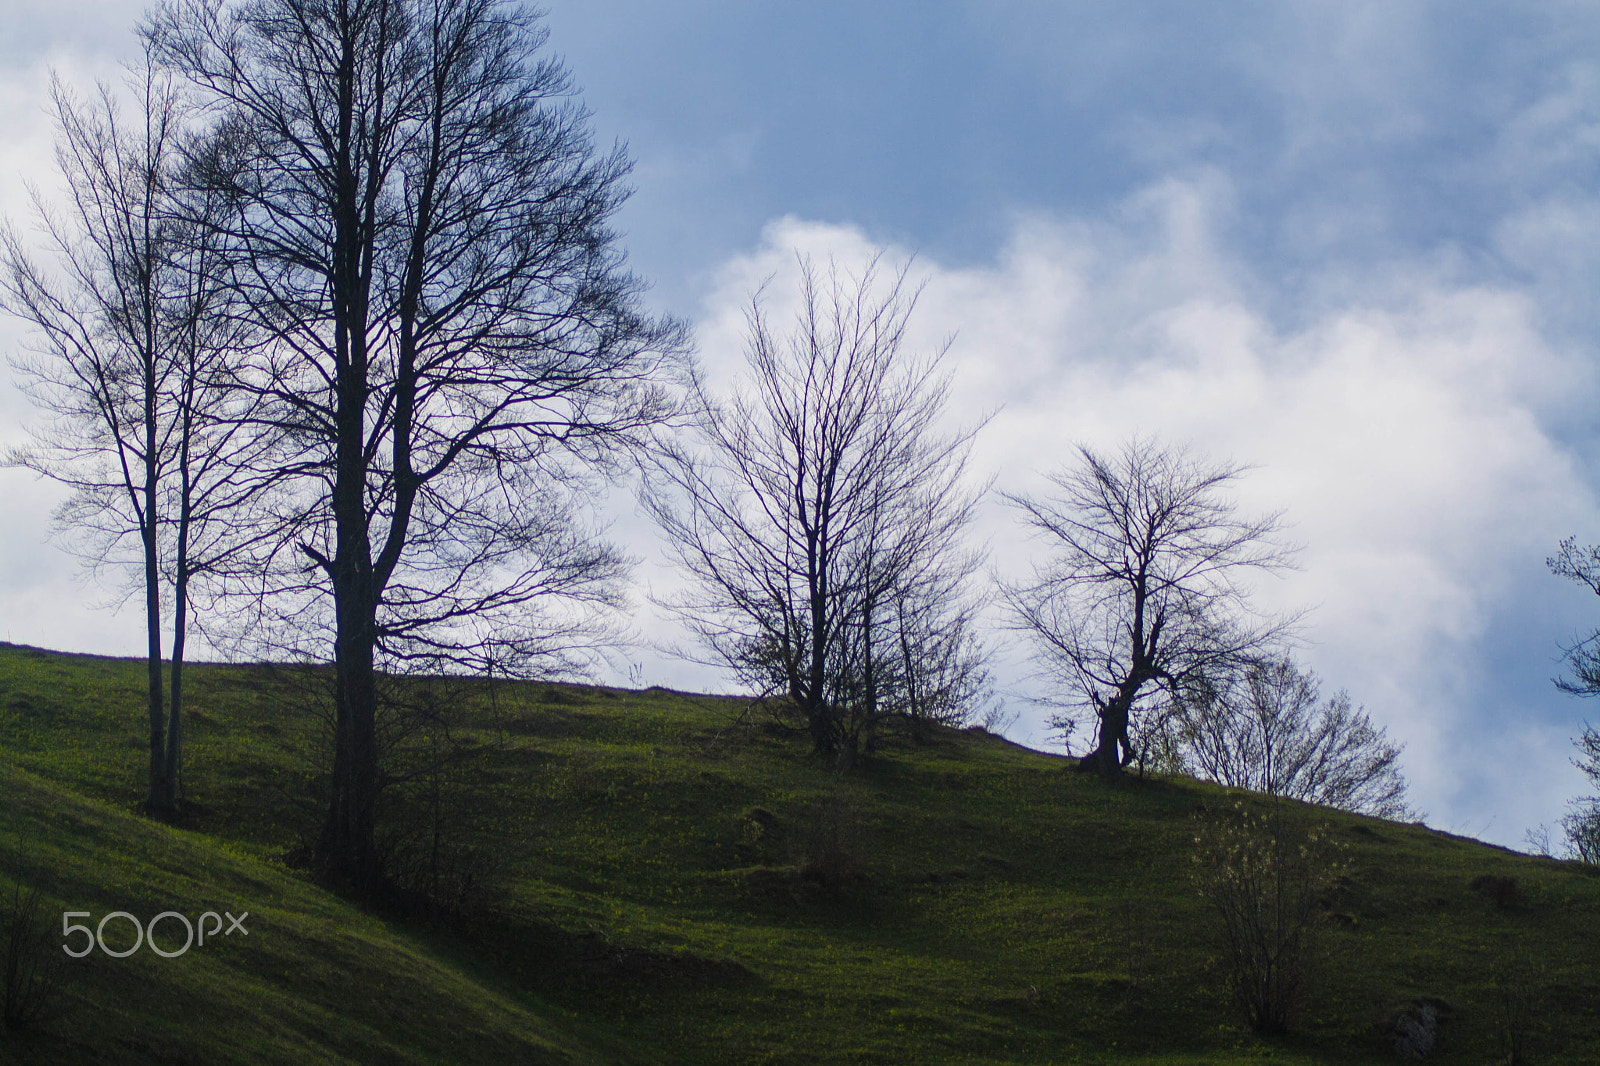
[1003,439,1296,775]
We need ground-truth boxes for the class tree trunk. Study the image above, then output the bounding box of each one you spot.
[161,386,196,813]
[143,454,167,812]
[808,562,831,757]
[315,20,382,894]
[319,293,381,891]
[1075,686,1137,776]
[321,569,380,894]
[161,555,189,811]
[808,700,837,760]
[144,548,166,810]
[318,359,383,891]
[163,652,183,811]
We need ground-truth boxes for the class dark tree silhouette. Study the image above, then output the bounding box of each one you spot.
[1,57,258,813]
[148,0,687,891]
[1550,537,1600,697]
[1002,439,1297,776]
[1547,539,1600,862]
[647,256,989,763]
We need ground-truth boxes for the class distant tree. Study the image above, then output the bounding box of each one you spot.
[1553,724,1600,864]
[149,0,687,891]
[1546,538,1600,862]
[1002,439,1297,775]
[0,58,257,813]
[647,255,990,764]
[1167,656,1412,818]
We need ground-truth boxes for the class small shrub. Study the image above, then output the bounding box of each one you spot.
[1385,998,1452,1059]
[1469,874,1521,911]
[1494,941,1548,1066]
[740,807,778,845]
[370,678,506,919]
[382,838,494,920]
[1191,801,1344,1035]
[3,882,68,1032]
[733,807,781,864]
[796,786,868,893]
[1117,897,1152,1012]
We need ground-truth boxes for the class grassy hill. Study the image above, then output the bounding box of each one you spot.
[0,642,1595,1064]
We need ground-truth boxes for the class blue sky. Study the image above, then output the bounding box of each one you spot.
[4,0,1600,849]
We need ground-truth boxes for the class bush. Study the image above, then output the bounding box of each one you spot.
[1191,801,1344,1034]
[3,881,68,1033]
[796,786,869,893]
[1469,874,1521,911]
[369,677,506,918]
[1494,940,1548,1066]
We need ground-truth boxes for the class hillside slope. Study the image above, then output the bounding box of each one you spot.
[0,643,1596,1064]
[0,757,643,1066]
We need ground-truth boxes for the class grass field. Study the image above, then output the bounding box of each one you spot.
[0,641,1595,1064]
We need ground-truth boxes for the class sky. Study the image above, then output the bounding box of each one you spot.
[2,0,1600,850]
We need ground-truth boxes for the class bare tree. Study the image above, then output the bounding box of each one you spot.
[646,256,990,764]
[1168,656,1411,818]
[1549,537,1600,696]
[148,0,687,891]
[1546,539,1600,862]
[1002,439,1296,775]
[1,58,257,813]
[1550,724,1600,864]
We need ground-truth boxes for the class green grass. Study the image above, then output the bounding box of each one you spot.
[0,641,1596,1064]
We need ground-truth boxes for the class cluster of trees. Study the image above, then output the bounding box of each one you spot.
[0,0,1425,898]
[1159,657,1409,818]
[644,259,991,764]
[1565,725,1600,864]
[1,65,255,815]
[3,0,687,893]
[647,274,1410,811]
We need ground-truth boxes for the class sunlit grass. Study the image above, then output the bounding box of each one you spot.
[0,641,1596,1064]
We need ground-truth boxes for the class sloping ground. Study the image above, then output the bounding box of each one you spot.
[0,758,639,1066]
[0,642,1597,1064]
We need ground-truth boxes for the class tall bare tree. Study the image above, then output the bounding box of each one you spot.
[647,256,990,763]
[148,0,686,891]
[1,58,255,813]
[1002,439,1296,775]
[1167,656,1411,818]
